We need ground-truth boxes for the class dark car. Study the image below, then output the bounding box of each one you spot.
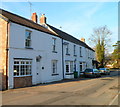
[84,69,101,78]
[99,68,110,75]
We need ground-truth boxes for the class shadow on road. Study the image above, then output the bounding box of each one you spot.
[30,69,120,88]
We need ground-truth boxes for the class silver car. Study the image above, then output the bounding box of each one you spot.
[84,69,101,77]
[99,68,110,75]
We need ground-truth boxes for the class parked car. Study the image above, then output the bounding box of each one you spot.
[99,68,110,75]
[84,69,101,78]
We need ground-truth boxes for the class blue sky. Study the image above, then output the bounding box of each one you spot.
[1,2,118,53]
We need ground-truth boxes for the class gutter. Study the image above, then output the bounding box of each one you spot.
[62,39,64,79]
[6,20,10,90]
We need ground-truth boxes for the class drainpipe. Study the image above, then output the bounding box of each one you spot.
[6,20,10,90]
[62,39,64,79]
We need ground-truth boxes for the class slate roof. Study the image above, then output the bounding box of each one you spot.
[0,9,94,51]
[47,24,95,51]
[0,9,59,37]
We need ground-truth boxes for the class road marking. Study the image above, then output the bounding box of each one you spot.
[109,91,120,105]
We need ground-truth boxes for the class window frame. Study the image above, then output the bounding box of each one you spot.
[80,47,82,57]
[52,38,57,53]
[73,45,76,56]
[25,30,32,48]
[13,59,32,77]
[52,60,58,75]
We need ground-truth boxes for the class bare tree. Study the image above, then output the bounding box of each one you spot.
[89,25,112,67]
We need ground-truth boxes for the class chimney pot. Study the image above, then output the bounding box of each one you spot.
[80,38,85,42]
[40,14,46,24]
[31,12,38,23]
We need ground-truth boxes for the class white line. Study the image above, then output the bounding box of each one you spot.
[109,91,120,105]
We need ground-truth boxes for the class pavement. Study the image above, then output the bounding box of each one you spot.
[2,70,120,106]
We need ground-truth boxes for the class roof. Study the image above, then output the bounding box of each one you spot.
[47,24,95,51]
[0,9,59,37]
[0,9,94,51]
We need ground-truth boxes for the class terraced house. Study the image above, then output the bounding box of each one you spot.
[0,9,97,90]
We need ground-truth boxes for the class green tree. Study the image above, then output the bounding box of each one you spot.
[89,25,112,68]
[112,41,120,68]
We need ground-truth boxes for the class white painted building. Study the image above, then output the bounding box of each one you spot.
[46,24,95,79]
[0,9,97,90]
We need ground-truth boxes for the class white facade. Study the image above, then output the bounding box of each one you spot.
[8,22,63,89]
[62,40,95,79]
[1,11,96,89]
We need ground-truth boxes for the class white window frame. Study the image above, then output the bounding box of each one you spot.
[80,47,82,57]
[66,61,74,73]
[66,44,69,55]
[13,59,32,77]
[52,38,56,52]
[25,30,32,48]
[52,60,57,74]
[74,45,76,56]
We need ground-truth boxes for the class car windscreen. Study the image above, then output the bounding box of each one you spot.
[99,68,105,70]
[85,69,93,72]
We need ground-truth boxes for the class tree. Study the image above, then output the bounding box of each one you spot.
[112,41,120,68]
[89,25,112,68]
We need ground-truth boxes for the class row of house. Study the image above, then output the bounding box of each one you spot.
[0,9,97,90]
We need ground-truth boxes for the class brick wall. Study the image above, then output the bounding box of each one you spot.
[14,76,32,88]
[0,16,8,90]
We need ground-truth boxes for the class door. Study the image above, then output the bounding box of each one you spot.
[36,60,41,84]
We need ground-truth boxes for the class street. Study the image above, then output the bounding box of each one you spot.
[2,70,120,105]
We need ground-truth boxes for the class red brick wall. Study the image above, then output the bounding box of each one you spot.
[14,76,32,88]
[0,17,8,90]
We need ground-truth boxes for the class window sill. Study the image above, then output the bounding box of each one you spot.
[52,51,57,53]
[25,47,33,50]
[66,53,70,56]
[65,73,74,75]
[14,75,32,77]
[52,73,59,76]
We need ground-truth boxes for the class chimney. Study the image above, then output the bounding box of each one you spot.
[31,13,38,23]
[40,14,46,24]
[80,38,85,42]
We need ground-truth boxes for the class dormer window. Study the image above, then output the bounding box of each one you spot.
[25,30,32,48]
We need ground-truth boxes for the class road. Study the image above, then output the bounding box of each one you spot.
[2,70,119,106]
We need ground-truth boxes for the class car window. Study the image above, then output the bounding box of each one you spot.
[85,69,93,72]
[99,68,105,70]
[93,69,98,72]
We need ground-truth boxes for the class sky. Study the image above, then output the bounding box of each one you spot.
[1,1,118,53]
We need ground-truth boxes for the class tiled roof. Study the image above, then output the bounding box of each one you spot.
[47,24,95,51]
[0,9,59,37]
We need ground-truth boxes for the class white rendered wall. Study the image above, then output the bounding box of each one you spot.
[8,22,63,89]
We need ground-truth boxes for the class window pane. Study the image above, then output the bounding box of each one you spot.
[66,65,69,72]
[25,30,31,47]
[14,65,19,76]
[14,59,32,76]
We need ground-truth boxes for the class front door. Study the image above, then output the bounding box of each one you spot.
[36,60,41,84]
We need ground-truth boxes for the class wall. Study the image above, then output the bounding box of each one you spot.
[63,39,95,78]
[8,22,63,89]
[0,17,8,90]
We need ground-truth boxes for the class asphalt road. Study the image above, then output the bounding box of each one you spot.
[2,70,120,106]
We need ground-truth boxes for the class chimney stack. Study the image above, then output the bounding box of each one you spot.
[80,38,85,42]
[31,13,38,23]
[40,14,46,24]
